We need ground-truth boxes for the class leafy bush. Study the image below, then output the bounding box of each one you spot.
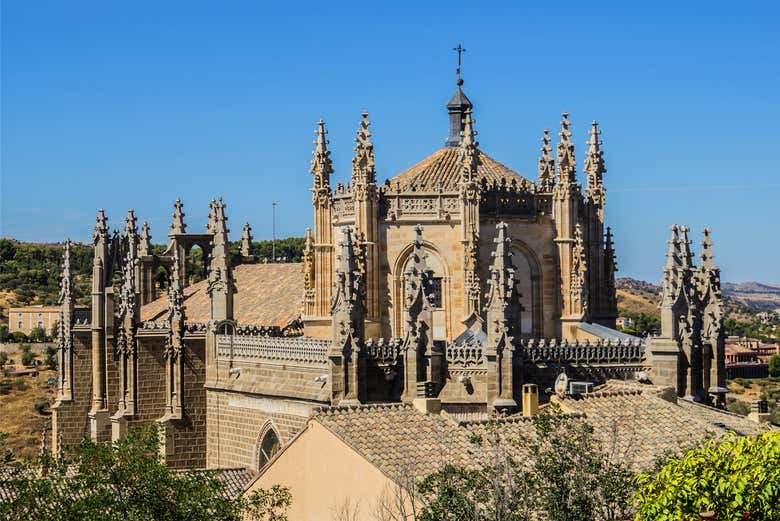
[20,349,35,367]
[769,354,780,378]
[725,397,749,416]
[0,352,7,366]
[44,345,57,369]
[28,327,46,342]
[13,378,28,391]
[634,432,780,520]
[34,399,49,414]
[10,331,27,343]
[0,325,9,342]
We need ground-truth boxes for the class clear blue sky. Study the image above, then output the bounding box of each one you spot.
[1,1,778,284]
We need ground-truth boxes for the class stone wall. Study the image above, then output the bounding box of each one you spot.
[165,337,207,469]
[205,389,312,470]
[52,329,92,455]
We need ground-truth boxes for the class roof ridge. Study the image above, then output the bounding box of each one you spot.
[313,402,412,416]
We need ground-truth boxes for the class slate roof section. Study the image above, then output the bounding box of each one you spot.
[388,148,531,191]
[141,263,303,328]
[577,321,639,341]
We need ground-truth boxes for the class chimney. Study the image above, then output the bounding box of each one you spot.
[412,381,441,414]
[522,384,539,418]
[748,400,770,423]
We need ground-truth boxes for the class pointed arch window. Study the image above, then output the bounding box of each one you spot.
[258,429,280,469]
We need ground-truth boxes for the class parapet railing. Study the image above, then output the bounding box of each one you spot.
[446,344,484,367]
[215,334,329,366]
[518,338,646,364]
[364,338,403,364]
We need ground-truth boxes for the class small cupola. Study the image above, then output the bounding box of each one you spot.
[445,44,473,147]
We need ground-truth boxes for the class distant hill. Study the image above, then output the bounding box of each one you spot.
[722,282,780,312]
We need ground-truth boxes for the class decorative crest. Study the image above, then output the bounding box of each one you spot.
[537,129,555,192]
[240,223,253,257]
[171,198,186,234]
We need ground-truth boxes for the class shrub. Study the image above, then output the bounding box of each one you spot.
[769,353,780,378]
[20,349,35,367]
[725,397,749,416]
[13,378,28,391]
[635,432,780,520]
[0,325,9,342]
[0,352,7,366]
[0,383,11,395]
[34,399,49,414]
[44,345,57,370]
[28,327,46,343]
[10,331,27,343]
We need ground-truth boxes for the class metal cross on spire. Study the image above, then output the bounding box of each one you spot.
[453,44,466,78]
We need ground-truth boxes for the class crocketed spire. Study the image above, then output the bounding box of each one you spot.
[700,227,715,270]
[92,209,109,247]
[59,239,74,311]
[171,198,186,234]
[556,113,577,184]
[459,109,479,185]
[311,119,334,191]
[124,209,138,239]
[485,223,521,330]
[537,129,555,192]
[584,120,606,205]
[206,197,234,321]
[351,111,375,186]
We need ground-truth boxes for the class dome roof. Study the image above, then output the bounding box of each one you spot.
[387,147,532,192]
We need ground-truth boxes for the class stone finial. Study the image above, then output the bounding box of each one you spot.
[240,223,253,257]
[351,111,376,186]
[537,129,555,192]
[556,113,577,184]
[459,109,479,185]
[124,209,138,239]
[92,209,109,246]
[700,227,715,270]
[303,227,314,291]
[139,221,152,256]
[584,120,606,206]
[171,198,187,234]
[311,119,334,191]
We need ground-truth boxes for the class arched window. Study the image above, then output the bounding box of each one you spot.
[258,429,280,469]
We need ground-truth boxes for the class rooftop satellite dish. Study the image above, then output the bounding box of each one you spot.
[554,372,569,398]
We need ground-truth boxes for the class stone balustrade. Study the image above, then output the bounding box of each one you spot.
[519,338,646,364]
[216,335,329,366]
[446,344,484,367]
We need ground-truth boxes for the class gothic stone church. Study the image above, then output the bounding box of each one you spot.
[51,77,727,472]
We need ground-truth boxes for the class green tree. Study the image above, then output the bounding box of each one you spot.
[634,432,780,520]
[0,324,9,342]
[10,331,27,343]
[0,426,290,521]
[769,353,780,378]
[416,408,636,521]
[0,352,7,366]
[29,326,46,342]
[20,345,35,367]
[44,344,57,369]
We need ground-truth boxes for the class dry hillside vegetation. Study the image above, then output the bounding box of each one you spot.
[0,365,55,460]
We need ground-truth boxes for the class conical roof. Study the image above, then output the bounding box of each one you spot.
[387,147,532,191]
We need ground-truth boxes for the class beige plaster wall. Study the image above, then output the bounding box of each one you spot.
[250,421,406,521]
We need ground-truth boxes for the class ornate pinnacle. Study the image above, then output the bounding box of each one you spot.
[93,209,109,246]
[537,129,555,192]
[571,223,588,310]
[584,120,606,195]
[664,224,680,271]
[240,223,253,257]
[485,223,521,318]
[678,225,694,269]
[556,113,577,184]
[458,109,480,193]
[700,227,715,270]
[59,240,74,307]
[124,209,138,238]
[303,227,314,291]
[604,226,618,271]
[332,227,364,314]
[139,221,152,256]
[311,119,334,190]
[167,248,185,356]
[171,198,186,234]
[206,198,217,233]
[351,111,376,186]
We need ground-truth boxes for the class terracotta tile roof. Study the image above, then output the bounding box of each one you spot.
[388,148,532,191]
[558,381,773,469]
[141,263,303,328]
[312,385,775,482]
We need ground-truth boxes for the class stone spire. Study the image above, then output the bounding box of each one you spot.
[93,209,110,247]
[678,225,695,270]
[206,198,234,322]
[351,111,376,187]
[88,210,111,419]
[584,121,606,199]
[206,198,217,233]
[311,119,334,193]
[117,247,139,415]
[171,198,186,234]
[302,227,314,293]
[537,129,555,192]
[445,76,473,147]
[459,109,479,186]
[124,209,138,243]
[459,110,481,318]
[700,227,715,270]
[556,113,577,185]
[240,223,253,257]
[139,221,152,256]
[57,239,74,402]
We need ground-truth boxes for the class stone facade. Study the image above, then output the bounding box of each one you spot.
[51,74,727,473]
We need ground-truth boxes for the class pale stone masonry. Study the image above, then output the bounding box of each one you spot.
[51,72,728,474]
